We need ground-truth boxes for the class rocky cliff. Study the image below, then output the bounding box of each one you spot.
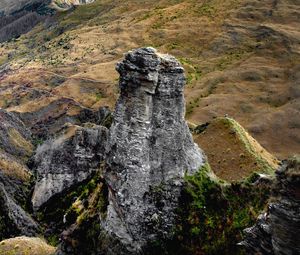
[55,47,206,255]
[32,124,108,211]
[241,157,300,254]
[51,0,95,10]
[0,109,40,240]
[103,47,206,254]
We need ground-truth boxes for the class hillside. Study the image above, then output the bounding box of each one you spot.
[0,1,299,254]
[0,0,299,159]
[193,117,279,182]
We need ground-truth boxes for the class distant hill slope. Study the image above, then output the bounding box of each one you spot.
[0,0,42,15]
[0,0,299,158]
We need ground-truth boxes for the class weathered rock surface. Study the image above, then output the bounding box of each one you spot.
[51,0,95,10]
[0,108,37,240]
[102,47,206,254]
[32,124,108,211]
[241,157,300,254]
[0,151,32,205]
[0,109,33,203]
[0,183,40,240]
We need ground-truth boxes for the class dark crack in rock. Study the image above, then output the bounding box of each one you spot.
[240,157,300,255]
[32,124,108,211]
[102,47,206,254]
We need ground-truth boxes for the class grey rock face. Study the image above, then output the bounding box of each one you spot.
[241,157,300,255]
[0,183,40,239]
[103,47,206,253]
[0,108,33,208]
[32,124,108,211]
[52,0,95,9]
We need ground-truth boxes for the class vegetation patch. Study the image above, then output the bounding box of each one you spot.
[8,128,33,159]
[0,154,31,181]
[146,163,271,255]
[35,170,107,247]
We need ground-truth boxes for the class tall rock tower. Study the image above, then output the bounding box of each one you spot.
[104,47,206,254]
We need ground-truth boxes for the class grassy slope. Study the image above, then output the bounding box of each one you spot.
[0,0,299,158]
[193,117,279,181]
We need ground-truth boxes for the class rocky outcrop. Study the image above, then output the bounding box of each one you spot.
[52,0,95,10]
[0,109,37,240]
[241,157,300,254]
[0,183,40,239]
[102,47,206,254]
[32,124,108,211]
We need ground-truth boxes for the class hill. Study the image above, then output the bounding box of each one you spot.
[0,0,299,159]
[193,117,279,181]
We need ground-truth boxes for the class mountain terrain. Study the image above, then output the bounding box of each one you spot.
[0,0,299,255]
[0,0,299,159]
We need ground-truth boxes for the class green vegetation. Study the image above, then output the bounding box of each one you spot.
[36,170,107,246]
[144,163,271,255]
[196,1,217,17]
[186,97,200,116]
[215,49,251,71]
[174,163,271,255]
[52,170,109,253]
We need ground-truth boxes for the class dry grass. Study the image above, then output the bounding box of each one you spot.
[8,128,33,158]
[0,236,56,255]
[0,0,299,158]
[0,153,31,181]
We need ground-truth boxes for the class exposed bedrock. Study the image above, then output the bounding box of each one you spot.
[32,124,108,211]
[241,157,300,255]
[103,47,206,254]
[0,183,40,240]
